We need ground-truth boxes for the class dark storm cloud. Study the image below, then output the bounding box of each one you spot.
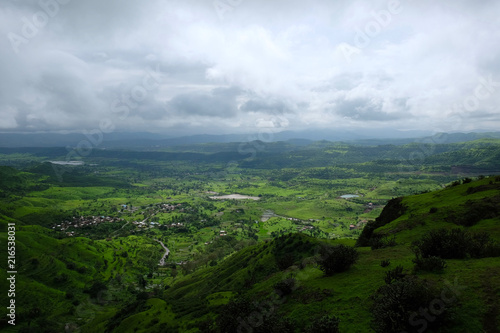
[165,87,242,118]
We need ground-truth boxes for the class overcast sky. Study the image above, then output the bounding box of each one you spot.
[1,0,499,136]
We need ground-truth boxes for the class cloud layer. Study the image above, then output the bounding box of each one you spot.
[1,0,499,135]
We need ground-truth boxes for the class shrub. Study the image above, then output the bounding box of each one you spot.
[66,262,76,270]
[468,232,500,258]
[76,266,87,274]
[380,259,391,268]
[449,198,499,227]
[274,278,296,296]
[412,228,500,259]
[318,244,359,276]
[85,281,107,298]
[216,296,254,333]
[412,256,447,272]
[411,229,469,259]
[276,253,295,270]
[148,318,159,327]
[371,276,452,333]
[370,235,397,250]
[429,207,438,214]
[384,265,405,284]
[217,296,294,333]
[53,273,69,284]
[306,314,340,333]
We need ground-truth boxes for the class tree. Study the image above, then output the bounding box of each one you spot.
[306,315,340,333]
[85,281,107,298]
[318,244,359,276]
[371,276,452,333]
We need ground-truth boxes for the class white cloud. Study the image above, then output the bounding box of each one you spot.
[0,0,499,134]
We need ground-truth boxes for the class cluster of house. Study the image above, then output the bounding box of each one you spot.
[297,225,314,232]
[167,222,185,228]
[350,220,369,230]
[202,229,227,245]
[120,202,184,214]
[133,220,159,228]
[363,202,375,213]
[53,215,124,235]
[120,204,138,212]
[156,203,184,212]
[54,201,190,236]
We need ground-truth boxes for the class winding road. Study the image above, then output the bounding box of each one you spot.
[155,239,170,266]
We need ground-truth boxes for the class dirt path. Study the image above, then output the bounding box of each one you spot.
[111,220,131,236]
[155,239,170,266]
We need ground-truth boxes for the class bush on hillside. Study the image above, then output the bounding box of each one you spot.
[447,197,499,227]
[412,256,447,273]
[462,177,472,184]
[274,278,296,296]
[84,281,107,298]
[371,276,453,333]
[276,253,295,271]
[217,296,294,333]
[380,259,391,267]
[412,228,500,259]
[305,314,340,333]
[370,235,397,250]
[412,228,469,259]
[384,265,406,284]
[468,232,500,258]
[318,244,359,276]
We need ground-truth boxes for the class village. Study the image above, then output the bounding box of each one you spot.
[52,199,375,241]
[52,202,188,237]
[52,215,125,236]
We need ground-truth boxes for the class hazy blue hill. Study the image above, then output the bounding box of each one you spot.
[2,130,499,149]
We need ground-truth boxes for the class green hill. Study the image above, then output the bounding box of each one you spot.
[1,166,499,332]
[78,176,500,332]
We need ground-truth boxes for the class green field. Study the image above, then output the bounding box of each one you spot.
[0,139,499,332]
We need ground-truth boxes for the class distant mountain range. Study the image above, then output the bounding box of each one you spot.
[1,129,500,148]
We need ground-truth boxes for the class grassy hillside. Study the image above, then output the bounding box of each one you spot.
[0,225,162,331]
[0,146,499,332]
[84,176,500,332]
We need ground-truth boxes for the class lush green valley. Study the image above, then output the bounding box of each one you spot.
[0,138,499,332]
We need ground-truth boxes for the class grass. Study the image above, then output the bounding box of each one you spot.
[0,153,498,332]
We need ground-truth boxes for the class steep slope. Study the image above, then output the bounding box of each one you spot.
[94,176,500,332]
[363,175,500,243]
[0,224,162,332]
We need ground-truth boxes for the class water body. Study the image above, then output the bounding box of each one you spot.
[340,194,359,199]
[209,194,260,200]
[49,161,84,165]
